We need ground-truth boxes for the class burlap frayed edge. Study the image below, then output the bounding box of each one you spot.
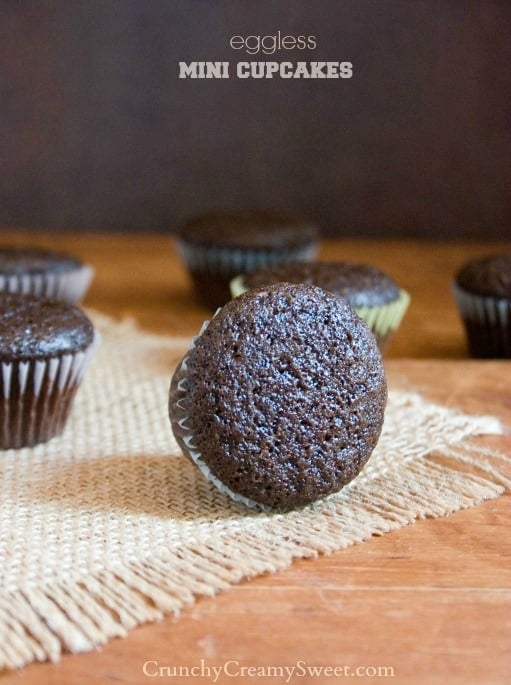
[0,440,509,671]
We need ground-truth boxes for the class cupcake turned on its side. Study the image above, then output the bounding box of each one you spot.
[453,253,511,358]
[231,261,410,352]
[0,246,94,304]
[169,283,387,510]
[0,293,97,449]
[174,209,319,309]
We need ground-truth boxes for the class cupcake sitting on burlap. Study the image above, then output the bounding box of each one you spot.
[0,292,97,448]
[169,283,387,510]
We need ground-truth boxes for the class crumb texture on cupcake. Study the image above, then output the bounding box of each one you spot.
[170,283,387,509]
[0,293,96,449]
[242,261,400,307]
[0,294,94,362]
[235,261,410,354]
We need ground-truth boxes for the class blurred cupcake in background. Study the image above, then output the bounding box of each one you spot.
[231,261,410,352]
[174,209,319,309]
[453,253,511,358]
[0,246,94,304]
[0,292,97,449]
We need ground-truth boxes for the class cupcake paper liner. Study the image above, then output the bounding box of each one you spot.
[0,265,94,304]
[354,289,410,338]
[452,283,511,358]
[170,318,270,511]
[0,333,99,449]
[176,239,318,309]
[176,241,318,278]
[229,274,249,298]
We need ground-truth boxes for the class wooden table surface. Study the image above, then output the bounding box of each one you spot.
[0,232,510,685]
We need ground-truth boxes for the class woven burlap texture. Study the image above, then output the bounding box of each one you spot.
[0,312,508,670]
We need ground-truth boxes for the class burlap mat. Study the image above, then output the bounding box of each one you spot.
[0,312,509,670]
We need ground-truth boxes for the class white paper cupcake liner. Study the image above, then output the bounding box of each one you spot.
[175,241,318,277]
[0,264,94,304]
[452,283,511,356]
[0,332,99,449]
[170,318,269,511]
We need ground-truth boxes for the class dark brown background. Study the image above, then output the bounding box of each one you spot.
[1,1,510,238]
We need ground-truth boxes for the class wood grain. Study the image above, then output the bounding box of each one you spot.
[0,233,510,685]
[1,230,511,358]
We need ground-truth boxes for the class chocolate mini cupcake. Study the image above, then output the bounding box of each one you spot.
[169,283,387,510]
[231,261,410,352]
[0,293,97,448]
[453,253,511,358]
[175,210,319,308]
[0,246,94,304]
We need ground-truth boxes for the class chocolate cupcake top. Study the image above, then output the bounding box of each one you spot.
[178,210,319,250]
[0,247,84,276]
[242,261,400,307]
[170,283,387,509]
[456,254,511,299]
[0,293,94,362]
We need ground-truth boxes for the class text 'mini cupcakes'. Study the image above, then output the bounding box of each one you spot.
[169,283,387,510]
